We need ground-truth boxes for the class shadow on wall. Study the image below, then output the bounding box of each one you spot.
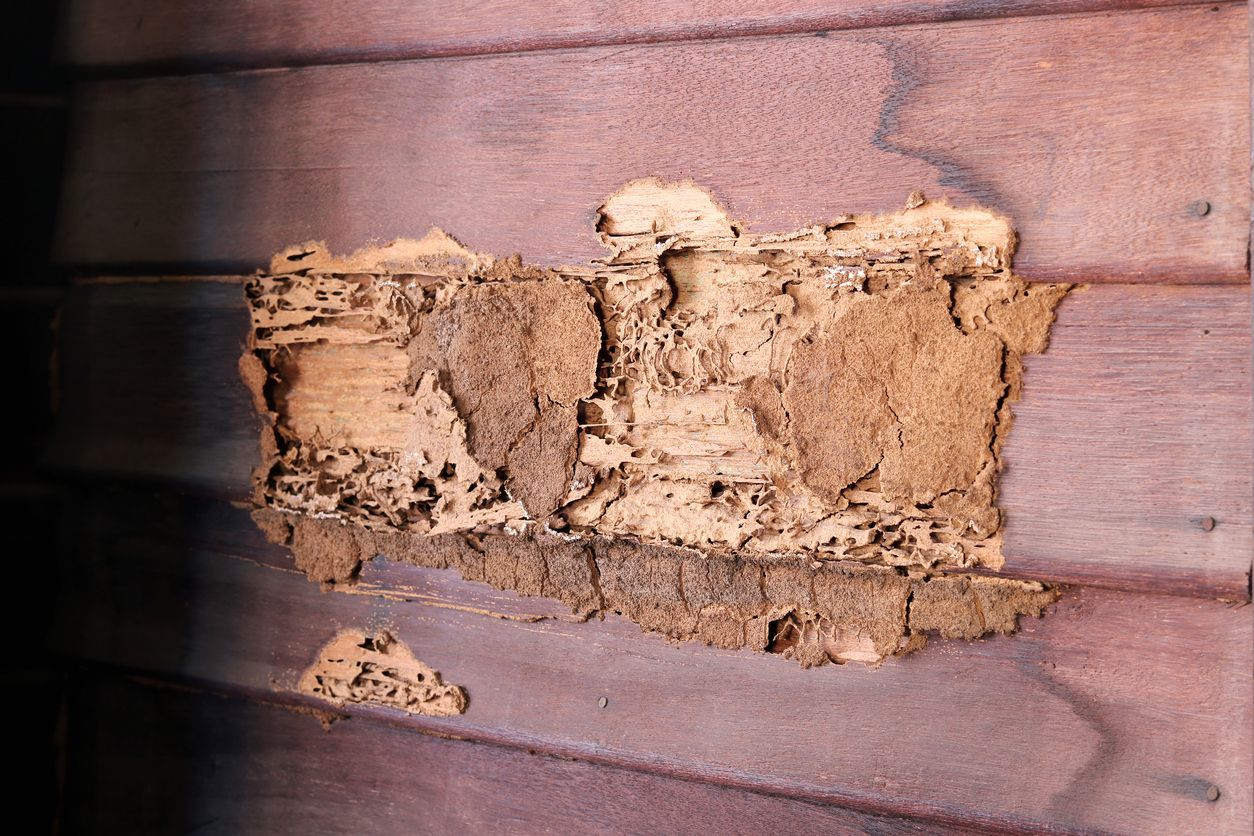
[33,4,256,832]
[0,4,71,833]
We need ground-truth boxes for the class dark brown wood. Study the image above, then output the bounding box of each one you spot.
[67,675,975,835]
[52,493,1254,834]
[46,280,1253,600]
[54,4,1250,284]
[59,0,1223,72]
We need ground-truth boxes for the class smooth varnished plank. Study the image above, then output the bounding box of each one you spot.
[55,4,1250,283]
[46,281,1253,600]
[66,675,970,835]
[999,284,1253,599]
[60,0,1221,71]
[53,496,1254,834]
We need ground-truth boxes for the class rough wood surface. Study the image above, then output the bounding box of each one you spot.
[235,196,1076,671]
[60,0,1223,71]
[55,4,1250,283]
[53,491,1253,834]
[66,675,977,835]
[46,281,1253,601]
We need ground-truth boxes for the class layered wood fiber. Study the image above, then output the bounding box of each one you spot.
[299,629,467,716]
[242,180,1066,667]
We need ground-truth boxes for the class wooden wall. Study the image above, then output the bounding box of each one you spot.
[50,1,1253,832]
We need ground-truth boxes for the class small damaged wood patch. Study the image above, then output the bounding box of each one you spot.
[243,180,1068,666]
[300,629,467,716]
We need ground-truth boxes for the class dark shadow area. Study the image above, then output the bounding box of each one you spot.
[27,2,230,828]
[0,4,70,832]
[0,4,212,833]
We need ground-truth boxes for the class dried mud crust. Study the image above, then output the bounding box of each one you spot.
[243,181,1069,666]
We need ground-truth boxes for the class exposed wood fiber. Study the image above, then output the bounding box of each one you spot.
[299,629,467,716]
[243,180,1067,666]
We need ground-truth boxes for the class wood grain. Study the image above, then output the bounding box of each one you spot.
[53,492,1254,834]
[999,285,1253,598]
[46,281,1253,600]
[59,0,1223,71]
[54,4,1250,283]
[66,675,976,835]
[49,1,1254,831]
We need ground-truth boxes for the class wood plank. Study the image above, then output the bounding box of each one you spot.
[999,285,1253,598]
[52,493,1254,834]
[54,4,1251,283]
[59,0,1220,71]
[46,281,260,494]
[46,281,1253,600]
[66,675,971,835]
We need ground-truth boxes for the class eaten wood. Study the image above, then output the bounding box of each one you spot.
[300,629,467,716]
[243,180,1068,666]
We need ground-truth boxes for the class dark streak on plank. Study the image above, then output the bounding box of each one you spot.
[45,281,1253,600]
[54,4,1251,284]
[60,0,1231,74]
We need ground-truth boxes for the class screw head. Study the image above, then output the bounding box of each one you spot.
[1206,784,1221,802]
[1200,516,1216,531]
[1189,200,1211,217]
[597,696,609,709]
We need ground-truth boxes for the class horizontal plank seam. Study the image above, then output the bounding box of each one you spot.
[44,464,1254,603]
[64,0,1232,81]
[190,535,1254,624]
[207,539,1253,616]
